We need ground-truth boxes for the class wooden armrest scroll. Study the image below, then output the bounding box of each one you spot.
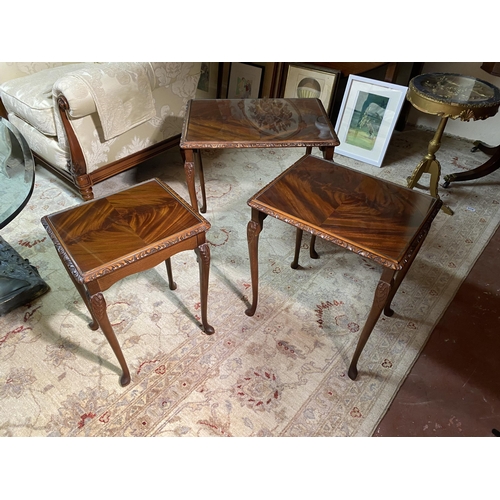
[57,95,87,178]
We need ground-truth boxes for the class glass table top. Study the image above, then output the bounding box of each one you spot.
[411,73,500,106]
[180,98,340,148]
[0,118,35,230]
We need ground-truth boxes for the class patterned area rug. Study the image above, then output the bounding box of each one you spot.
[1,127,499,437]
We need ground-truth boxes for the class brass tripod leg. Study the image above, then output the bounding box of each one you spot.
[407,116,453,215]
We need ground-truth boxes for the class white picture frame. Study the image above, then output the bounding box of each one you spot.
[334,75,408,167]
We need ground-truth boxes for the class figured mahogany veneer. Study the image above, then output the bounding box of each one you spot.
[245,154,442,380]
[41,179,214,386]
[180,98,340,213]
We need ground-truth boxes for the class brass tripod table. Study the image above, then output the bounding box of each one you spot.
[406,73,500,215]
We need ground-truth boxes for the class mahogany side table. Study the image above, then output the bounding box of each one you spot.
[245,154,442,380]
[41,178,214,386]
[406,73,500,215]
[180,98,340,213]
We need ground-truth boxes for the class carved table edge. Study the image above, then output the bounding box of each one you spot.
[41,218,209,285]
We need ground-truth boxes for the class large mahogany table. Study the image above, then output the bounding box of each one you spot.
[180,98,340,213]
[245,154,442,380]
[41,178,214,386]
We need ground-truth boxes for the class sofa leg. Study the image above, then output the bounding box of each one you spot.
[80,187,94,201]
[75,174,94,201]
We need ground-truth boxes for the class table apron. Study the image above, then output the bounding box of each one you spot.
[83,234,206,294]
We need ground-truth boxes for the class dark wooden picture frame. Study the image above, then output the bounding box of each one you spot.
[281,63,340,114]
[227,62,264,99]
[196,62,220,99]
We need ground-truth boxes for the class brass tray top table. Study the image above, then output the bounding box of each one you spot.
[406,72,500,215]
[180,98,340,213]
[245,154,442,380]
[41,178,214,387]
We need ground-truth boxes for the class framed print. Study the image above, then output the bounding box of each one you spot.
[227,62,264,99]
[282,63,340,114]
[334,75,407,168]
[196,62,220,99]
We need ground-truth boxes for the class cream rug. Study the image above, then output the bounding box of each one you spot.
[1,127,499,437]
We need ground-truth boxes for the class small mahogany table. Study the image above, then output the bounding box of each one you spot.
[406,73,500,215]
[245,154,442,380]
[180,98,340,213]
[41,179,214,386]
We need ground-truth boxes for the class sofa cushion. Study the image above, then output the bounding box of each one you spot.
[8,114,69,171]
[66,62,156,141]
[0,63,89,136]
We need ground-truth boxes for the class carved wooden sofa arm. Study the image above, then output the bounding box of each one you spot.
[0,62,202,200]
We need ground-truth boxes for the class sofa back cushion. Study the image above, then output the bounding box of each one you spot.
[0,62,80,85]
[0,63,89,136]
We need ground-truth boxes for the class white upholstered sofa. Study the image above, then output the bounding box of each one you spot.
[0,62,201,200]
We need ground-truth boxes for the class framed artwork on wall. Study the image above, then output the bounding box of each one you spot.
[282,63,340,114]
[227,62,264,99]
[196,62,220,99]
[334,75,408,168]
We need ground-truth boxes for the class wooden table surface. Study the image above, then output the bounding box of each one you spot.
[43,179,209,281]
[249,154,440,269]
[180,98,340,149]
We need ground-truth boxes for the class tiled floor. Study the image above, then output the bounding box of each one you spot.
[375,224,500,437]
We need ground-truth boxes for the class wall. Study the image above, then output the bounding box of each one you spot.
[407,62,500,144]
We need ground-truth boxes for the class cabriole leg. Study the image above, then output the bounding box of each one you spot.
[348,267,395,380]
[194,242,214,334]
[195,149,208,214]
[90,292,131,387]
[165,258,177,290]
[183,148,199,213]
[245,209,267,316]
[291,228,303,269]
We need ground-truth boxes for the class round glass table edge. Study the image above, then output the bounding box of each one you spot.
[410,72,500,107]
[0,117,36,230]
